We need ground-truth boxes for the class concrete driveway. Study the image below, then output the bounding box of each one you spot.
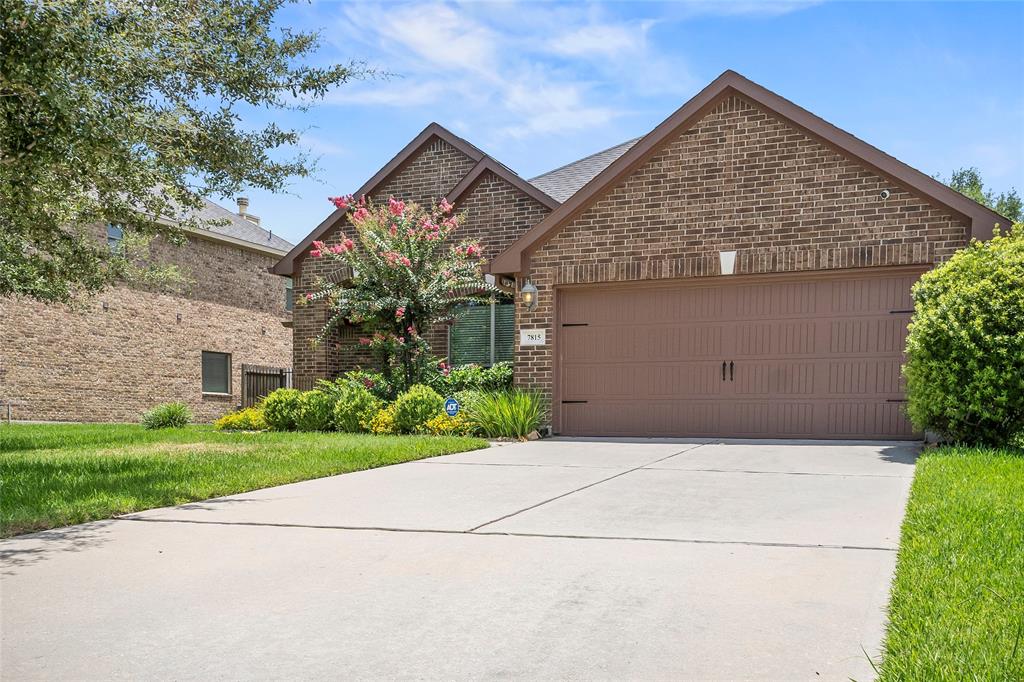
[1,438,917,680]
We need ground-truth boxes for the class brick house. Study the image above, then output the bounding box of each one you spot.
[1,198,294,423]
[274,71,1008,440]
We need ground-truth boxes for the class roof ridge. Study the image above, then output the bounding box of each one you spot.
[529,137,643,182]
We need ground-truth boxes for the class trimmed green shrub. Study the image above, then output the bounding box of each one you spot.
[340,370,398,402]
[392,384,444,434]
[904,225,1024,445]
[423,412,475,436]
[213,407,267,431]
[366,404,396,434]
[262,388,302,431]
[140,401,191,429]
[295,390,335,431]
[466,389,546,439]
[430,361,514,396]
[333,383,383,433]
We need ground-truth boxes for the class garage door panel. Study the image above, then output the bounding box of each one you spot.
[563,362,726,400]
[734,321,817,357]
[826,358,905,396]
[560,327,636,361]
[828,276,915,314]
[736,281,818,318]
[557,270,920,439]
[826,402,913,438]
[640,324,726,359]
[829,317,909,355]
[733,361,817,396]
[730,402,816,436]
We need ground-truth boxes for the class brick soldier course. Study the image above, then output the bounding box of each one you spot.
[276,70,1008,438]
[1,200,293,423]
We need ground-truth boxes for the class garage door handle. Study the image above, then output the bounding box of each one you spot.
[722,362,727,381]
[729,361,734,381]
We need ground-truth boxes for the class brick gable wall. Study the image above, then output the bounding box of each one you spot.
[291,142,551,387]
[515,95,971,424]
[1,230,291,422]
[455,171,552,261]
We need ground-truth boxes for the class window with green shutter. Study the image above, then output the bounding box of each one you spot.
[449,300,514,366]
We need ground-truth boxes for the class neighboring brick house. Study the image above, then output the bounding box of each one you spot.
[1,198,294,423]
[276,71,1008,440]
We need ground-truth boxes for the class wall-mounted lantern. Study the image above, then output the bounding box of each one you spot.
[521,279,538,311]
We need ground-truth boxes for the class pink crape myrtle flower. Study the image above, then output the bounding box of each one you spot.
[395,306,406,320]
[305,293,314,301]
[388,198,406,217]
[328,195,352,210]
[438,198,453,214]
[358,337,371,345]
[309,249,322,258]
[352,207,369,224]
[465,244,481,258]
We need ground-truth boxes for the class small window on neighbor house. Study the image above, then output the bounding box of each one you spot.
[106,223,123,251]
[201,351,231,394]
[284,277,294,311]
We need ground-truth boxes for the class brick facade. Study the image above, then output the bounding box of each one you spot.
[290,140,551,387]
[514,95,971,424]
[1,229,292,423]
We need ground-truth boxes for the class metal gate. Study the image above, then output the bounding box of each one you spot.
[241,364,292,408]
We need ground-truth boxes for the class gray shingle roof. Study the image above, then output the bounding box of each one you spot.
[189,198,293,252]
[529,138,642,203]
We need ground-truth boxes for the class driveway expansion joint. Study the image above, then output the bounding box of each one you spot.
[640,467,913,479]
[115,516,896,552]
[464,442,709,533]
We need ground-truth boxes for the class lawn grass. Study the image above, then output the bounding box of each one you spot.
[0,423,486,537]
[880,445,1024,680]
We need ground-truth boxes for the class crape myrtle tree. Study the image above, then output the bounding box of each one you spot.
[305,195,496,394]
[1,0,365,303]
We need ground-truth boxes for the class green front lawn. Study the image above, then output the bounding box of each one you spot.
[881,446,1024,680]
[0,423,486,537]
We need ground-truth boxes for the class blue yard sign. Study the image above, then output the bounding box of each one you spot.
[444,397,460,417]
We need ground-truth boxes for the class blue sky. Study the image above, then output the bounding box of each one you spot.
[237,1,1024,245]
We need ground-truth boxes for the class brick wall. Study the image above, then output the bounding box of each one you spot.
[290,139,550,386]
[0,233,292,423]
[515,95,971,426]
[454,171,552,261]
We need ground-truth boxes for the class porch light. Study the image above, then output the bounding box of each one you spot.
[521,279,538,311]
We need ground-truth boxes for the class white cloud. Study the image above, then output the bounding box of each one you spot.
[550,22,653,58]
[498,78,621,138]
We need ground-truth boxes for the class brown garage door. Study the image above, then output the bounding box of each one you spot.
[556,268,921,439]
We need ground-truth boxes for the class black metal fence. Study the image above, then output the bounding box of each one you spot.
[241,364,292,408]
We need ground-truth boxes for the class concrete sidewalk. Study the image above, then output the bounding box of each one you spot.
[1,438,917,680]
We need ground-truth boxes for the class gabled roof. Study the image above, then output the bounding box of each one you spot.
[529,138,641,202]
[446,157,560,209]
[490,70,1010,275]
[272,123,554,275]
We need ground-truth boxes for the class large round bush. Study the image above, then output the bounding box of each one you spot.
[295,390,335,431]
[333,383,383,433]
[262,388,302,431]
[904,226,1024,445]
[392,384,444,433]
